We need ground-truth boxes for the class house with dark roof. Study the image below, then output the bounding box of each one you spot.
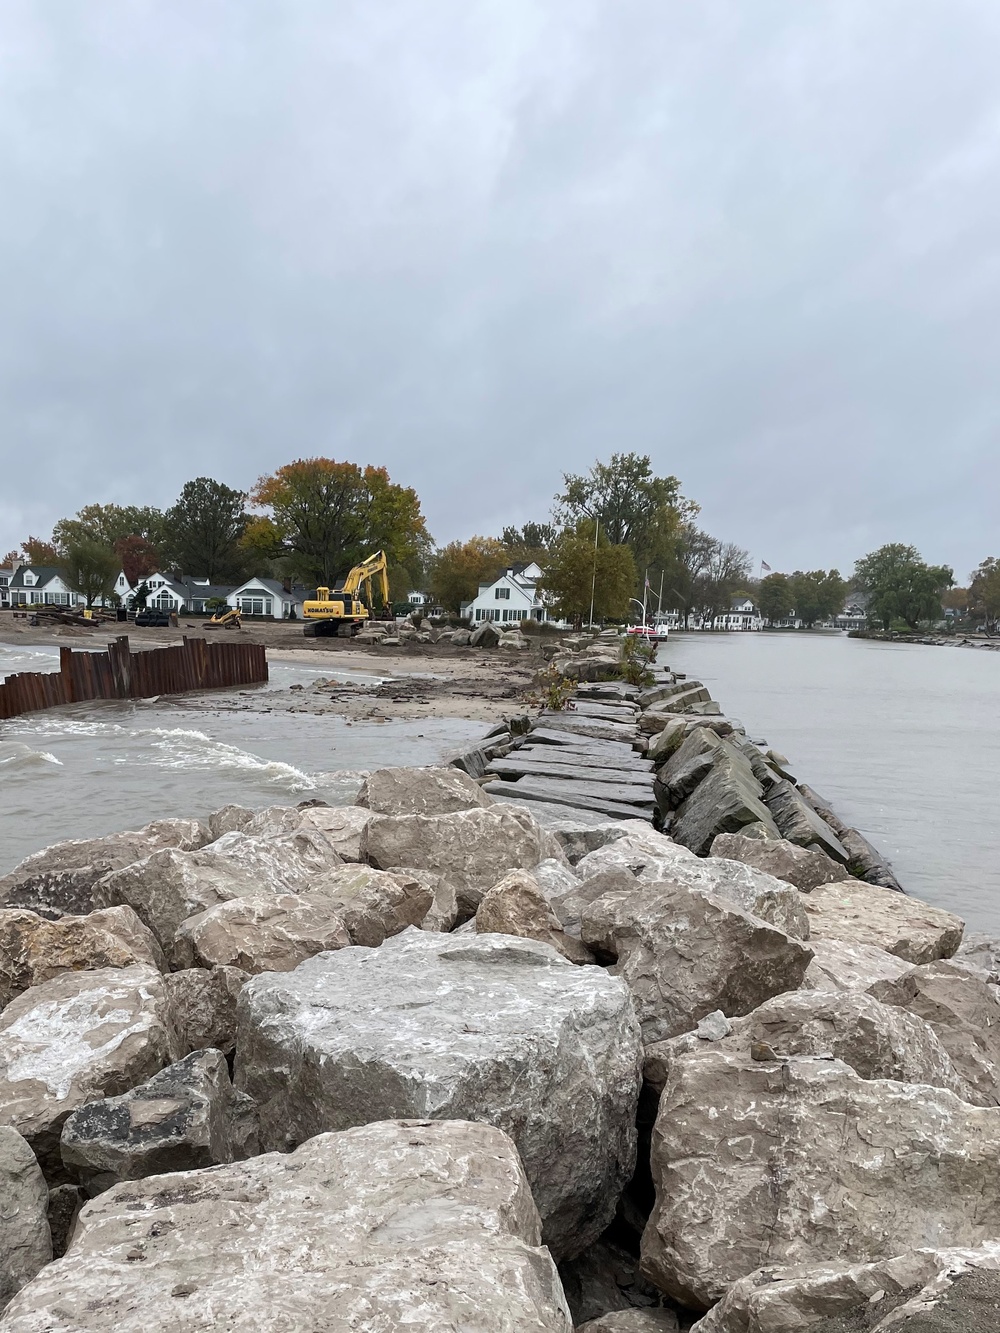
[6,566,83,608]
[460,562,567,627]
[226,577,304,619]
[0,565,14,608]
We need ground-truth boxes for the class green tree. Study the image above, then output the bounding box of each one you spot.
[969,558,1000,632]
[164,477,249,582]
[693,541,752,625]
[786,569,848,627]
[555,452,693,585]
[660,523,717,628]
[429,537,508,613]
[540,521,636,626]
[758,572,793,625]
[61,540,119,608]
[854,545,953,630]
[500,521,557,570]
[53,504,166,555]
[250,458,430,588]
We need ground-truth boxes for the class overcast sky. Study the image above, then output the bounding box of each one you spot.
[2,1,999,579]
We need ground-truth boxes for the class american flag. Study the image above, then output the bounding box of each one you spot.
[761,561,772,572]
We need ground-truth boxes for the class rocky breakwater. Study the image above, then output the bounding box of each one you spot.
[0,743,997,1329]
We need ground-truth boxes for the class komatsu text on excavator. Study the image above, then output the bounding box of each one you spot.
[301,550,390,637]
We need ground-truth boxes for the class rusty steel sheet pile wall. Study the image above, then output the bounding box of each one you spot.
[0,636,268,721]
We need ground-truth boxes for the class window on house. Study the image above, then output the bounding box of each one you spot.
[495,587,510,600]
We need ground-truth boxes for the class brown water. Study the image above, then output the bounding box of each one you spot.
[665,631,1000,932]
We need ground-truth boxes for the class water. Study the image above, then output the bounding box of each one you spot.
[0,645,484,873]
[664,631,1000,931]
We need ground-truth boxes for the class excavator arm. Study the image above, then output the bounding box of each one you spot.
[341,550,390,613]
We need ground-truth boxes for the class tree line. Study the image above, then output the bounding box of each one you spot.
[5,453,995,631]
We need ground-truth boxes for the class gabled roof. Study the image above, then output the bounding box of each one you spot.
[230,577,302,600]
[8,566,63,588]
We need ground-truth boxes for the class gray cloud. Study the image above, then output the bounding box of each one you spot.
[2,0,999,580]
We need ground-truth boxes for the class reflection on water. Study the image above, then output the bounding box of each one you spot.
[665,632,1000,931]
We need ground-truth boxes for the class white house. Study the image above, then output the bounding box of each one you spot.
[5,566,84,608]
[461,563,567,627]
[226,578,304,619]
[0,566,13,608]
[713,597,762,631]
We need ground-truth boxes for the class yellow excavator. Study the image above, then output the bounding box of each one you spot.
[302,550,391,637]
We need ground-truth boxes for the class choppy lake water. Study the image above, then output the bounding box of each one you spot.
[0,645,483,872]
[665,631,1000,932]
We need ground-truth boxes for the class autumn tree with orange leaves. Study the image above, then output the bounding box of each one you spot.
[248,458,430,593]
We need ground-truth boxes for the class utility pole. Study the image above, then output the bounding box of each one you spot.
[642,568,648,627]
[587,520,599,629]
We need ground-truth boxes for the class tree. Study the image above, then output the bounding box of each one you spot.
[61,541,119,608]
[500,521,557,570]
[693,542,752,625]
[2,549,21,567]
[21,536,60,566]
[540,521,636,626]
[250,458,430,588]
[555,452,693,586]
[758,572,793,625]
[429,537,508,614]
[53,504,166,555]
[660,523,717,628]
[163,477,249,582]
[969,558,1000,632]
[854,545,953,631]
[115,535,159,587]
[786,569,848,628]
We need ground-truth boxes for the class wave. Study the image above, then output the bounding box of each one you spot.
[0,741,63,770]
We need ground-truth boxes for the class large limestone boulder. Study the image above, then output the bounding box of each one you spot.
[361,805,566,915]
[164,966,247,1056]
[295,804,373,861]
[91,847,262,959]
[307,864,433,946]
[800,937,913,992]
[0,819,209,918]
[0,965,179,1178]
[236,930,641,1259]
[642,988,967,1099]
[2,1119,572,1331]
[60,1049,257,1196]
[0,906,164,1008]
[709,833,844,892]
[871,959,1000,1107]
[356,765,493,814]
[206,827,344,889]
[637,856,809,941]
[573,827,695,880]
[641,1048,1000,1309]
[764,779,849,863]
[581,882,812,1042]
[0,1127,51,1314]
[172,894,351,973]
[691,1240,1000,1333]
[803,880,964,963]
[475,870,594,963]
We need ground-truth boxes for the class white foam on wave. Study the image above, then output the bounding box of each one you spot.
[0,741,63,769]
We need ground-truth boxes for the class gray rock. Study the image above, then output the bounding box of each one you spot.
[641,1048,1000,1309]
[642,988,967,1099]
[637,855,810,941]
[163,966,247,1057]
[800,937,914,992]
[709,833,844,892]
[531,857,583,901]
[172,894,351,972]
[355,765,494,814]
[308,865,433,946]
[60,1049,257,1196]
[695,1010,732,1041]
[670,756,780,854]
[0,906,164,1009]
[2,1119,572,1331]
[690,1240,1000,1333]
[361,804,566,916]
[236,929,641,1259]
[0,1127,51,1313]
[0,819,210,918]
[574,826,694,880]
[0,965,180,1179]
[475,871,595,964]
[205,803,256,839]
[396,868,460,932]
[553,870,640,939]
[870,959,1000,1107]
[578,1314,679,1333]
[764,780,849,864]
[803,880,964,963]
[581,881,812,1043]
[294,804,374,861]
[206,827,344,889]
[470,621,503,647]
